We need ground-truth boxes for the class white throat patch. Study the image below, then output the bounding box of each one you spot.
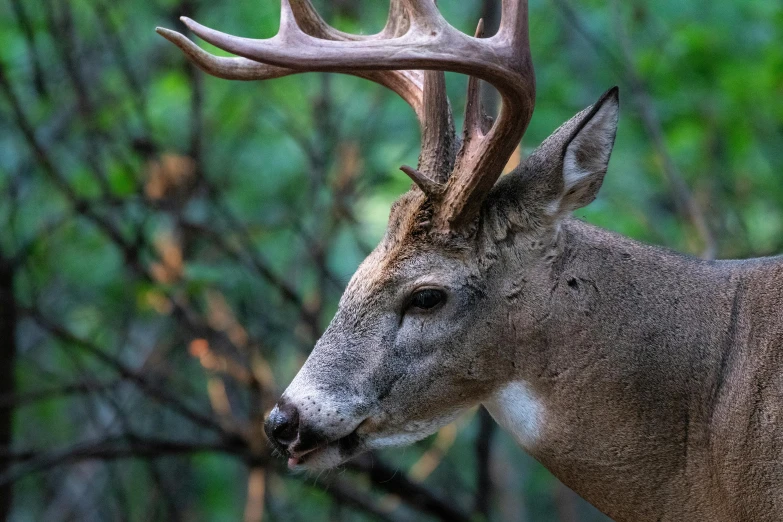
[483,381,544,449]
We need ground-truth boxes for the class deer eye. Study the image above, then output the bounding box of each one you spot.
[407,289,446,312]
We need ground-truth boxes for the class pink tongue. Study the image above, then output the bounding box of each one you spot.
[287,457,300,469]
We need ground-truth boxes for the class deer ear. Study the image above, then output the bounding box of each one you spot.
[481,88,619,239]
[552,87,619,215]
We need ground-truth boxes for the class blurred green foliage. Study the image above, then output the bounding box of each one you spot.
[0,0,781,521]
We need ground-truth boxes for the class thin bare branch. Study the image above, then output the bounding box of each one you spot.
[0,435,247,487]
[0,380,121,409]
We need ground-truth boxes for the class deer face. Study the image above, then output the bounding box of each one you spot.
[160,0,540,471]
[159,0,621,472]
[266,193,510,469]
[265,89,619,469]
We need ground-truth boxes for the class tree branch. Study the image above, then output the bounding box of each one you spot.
[0,435,247,487]
[0,252,17,522]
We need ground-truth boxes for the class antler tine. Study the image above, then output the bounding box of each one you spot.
[400,165,443,195]
[287,0,365,41]
[160,0,431,119]
[434,1,534,231]
[156,27,291,81]
[289,0,411,40]
[400,0,445,27]
[381,0,412,38]
[402,1,454,191]
[498,0,530,45]
[158,26,425,118]
[463,19,493,140]
[415,70,455,187]
[278,0,300,36]
[407,2,464,190]
[400,70,454,193]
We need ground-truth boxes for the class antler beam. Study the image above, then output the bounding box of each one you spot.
[157,0,535,232]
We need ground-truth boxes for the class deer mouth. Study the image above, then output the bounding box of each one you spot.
[286,428,363,469]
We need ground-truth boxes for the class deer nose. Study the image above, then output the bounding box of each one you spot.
[265,401,300,449]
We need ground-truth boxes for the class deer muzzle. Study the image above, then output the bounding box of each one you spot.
[264,391,369,470]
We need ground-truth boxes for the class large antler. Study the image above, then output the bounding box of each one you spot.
[157,0,535,232]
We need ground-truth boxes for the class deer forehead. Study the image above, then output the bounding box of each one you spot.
[343,192,472,301]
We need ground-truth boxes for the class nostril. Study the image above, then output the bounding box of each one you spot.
[265,401,300,448]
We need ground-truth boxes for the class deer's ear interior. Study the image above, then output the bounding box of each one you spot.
[479,88,620,241]
[553,87,620,215]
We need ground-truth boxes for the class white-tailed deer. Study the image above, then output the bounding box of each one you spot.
[158,2,783,520]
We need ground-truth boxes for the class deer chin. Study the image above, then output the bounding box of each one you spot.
[287,438,360,470]
[341,411,465,463]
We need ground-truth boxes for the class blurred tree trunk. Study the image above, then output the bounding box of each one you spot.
[0,253,16,521]
[475,407,496,518]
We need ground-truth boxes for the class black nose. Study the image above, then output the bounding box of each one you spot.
[265,400,300,450]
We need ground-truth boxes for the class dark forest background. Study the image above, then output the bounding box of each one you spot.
[0,0,781,520]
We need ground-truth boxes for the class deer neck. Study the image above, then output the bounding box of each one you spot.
[483,219,749,521]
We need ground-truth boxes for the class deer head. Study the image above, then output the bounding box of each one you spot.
[158,0,619,470]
